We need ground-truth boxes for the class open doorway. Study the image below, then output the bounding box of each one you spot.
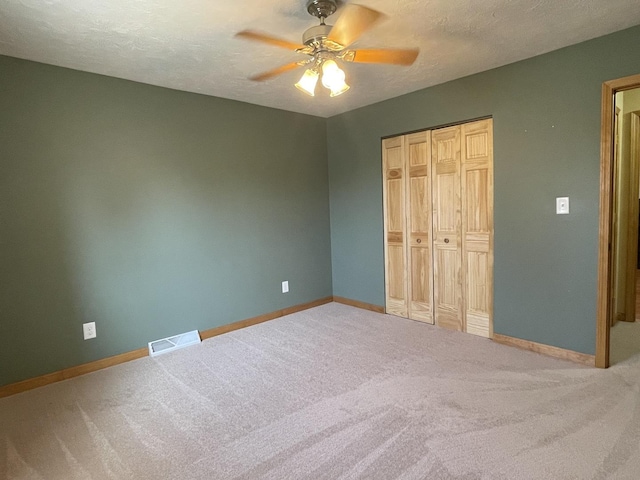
[609,88,640,365]
[596,73,640,368]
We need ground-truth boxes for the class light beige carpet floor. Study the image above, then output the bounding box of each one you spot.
[2,302,640,479]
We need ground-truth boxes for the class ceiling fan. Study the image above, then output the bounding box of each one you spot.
[235,0,419,97]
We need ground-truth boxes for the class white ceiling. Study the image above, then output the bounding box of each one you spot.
[1,0,639,118]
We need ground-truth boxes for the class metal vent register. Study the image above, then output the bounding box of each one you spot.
[148,330,201,357]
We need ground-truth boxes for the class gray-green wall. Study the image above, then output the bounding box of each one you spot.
[0,55,332,387]
[327,25,640,356]
[3,25,640,387]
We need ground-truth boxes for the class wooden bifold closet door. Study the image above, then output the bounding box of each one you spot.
[382,118,493,338]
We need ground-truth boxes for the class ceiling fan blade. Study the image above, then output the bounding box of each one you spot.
[235,30,304,51]
[347,48,419,66]
[249,62,303,82]
[327,4,385,48]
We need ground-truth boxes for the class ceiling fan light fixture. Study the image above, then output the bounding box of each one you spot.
[237,3,418,100]
[295,68,319,96]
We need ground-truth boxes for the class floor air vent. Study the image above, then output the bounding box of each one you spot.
[148,330,201,357]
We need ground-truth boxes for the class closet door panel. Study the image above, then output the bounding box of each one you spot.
[387,179,404,231]
[431,126,463,331]
[461,119,493,337]
[406,132,433,323]
[388,245,406,300]
[383,136,408,317]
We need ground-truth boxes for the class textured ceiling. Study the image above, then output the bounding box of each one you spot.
[1,0,640,118]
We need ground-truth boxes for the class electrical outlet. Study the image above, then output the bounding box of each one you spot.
[282,281,289,293]
[83,322,96,340]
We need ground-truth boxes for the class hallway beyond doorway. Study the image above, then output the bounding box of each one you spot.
[610,270,640,364]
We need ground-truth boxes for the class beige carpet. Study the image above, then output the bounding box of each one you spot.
[2,302,640,479]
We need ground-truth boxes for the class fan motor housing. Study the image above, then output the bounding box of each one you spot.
[302,24,332,45]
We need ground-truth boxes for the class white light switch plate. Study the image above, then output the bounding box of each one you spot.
[556,197,569,214]
[83,322,96,340]
[282,281,289,293]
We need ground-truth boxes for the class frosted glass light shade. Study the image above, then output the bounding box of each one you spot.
[321,60,342,88]
[321,59,349,96]
[295,69,319,96]
[329,82,350,97]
